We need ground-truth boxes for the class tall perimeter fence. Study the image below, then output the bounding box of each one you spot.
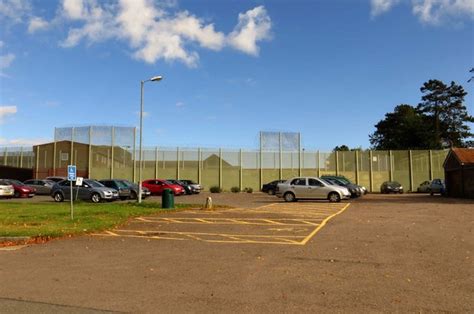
[1,129,448,192]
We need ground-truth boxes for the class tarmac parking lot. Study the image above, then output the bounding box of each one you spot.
[1,193,473,312]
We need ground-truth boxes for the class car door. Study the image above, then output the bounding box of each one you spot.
[308,178,327,199]
[59,180,72,200]
[37,180,51,194]
[289,178,308,198]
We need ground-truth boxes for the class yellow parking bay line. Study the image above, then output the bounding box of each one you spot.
[299,203,351,245]
[133,217,323,227]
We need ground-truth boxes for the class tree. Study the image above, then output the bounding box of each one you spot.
[417,80,473,147]
[333,145,350,151]
[369,104,433,150]
[468,68,473,83]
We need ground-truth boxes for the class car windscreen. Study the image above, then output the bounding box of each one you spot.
[8,179,24,186]
[115,181,128,188]
[85,180,105,188]
[0,180,10,185]
[388,182,401,187]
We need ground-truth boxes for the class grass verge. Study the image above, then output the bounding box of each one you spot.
[0,201,210,239]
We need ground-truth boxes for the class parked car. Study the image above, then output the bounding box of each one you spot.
[417,180,431,193]
[380,181,404,194]
[142,179,185,196]
[179,180,202,194]
[429,179,446,195]
[46,176,67,183]
[118,180,151,200]
[275,177,351,202]
[167,179,193,195]
[323,178,362,198]
[23,179,56,195]
[262,180,286,195]
[99,179,132,200]
[0,179,14,199]
[3,179,36,198]
[51,179,119,203]
[321,175,368,195]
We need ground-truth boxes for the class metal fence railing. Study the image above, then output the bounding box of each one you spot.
[0,142,449,192]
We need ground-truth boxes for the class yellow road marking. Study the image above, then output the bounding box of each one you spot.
[255,203,279,209]
[114,229,305,238]
[261,219,284,225]
[92,233,185,241]
[105,231,119,236]
[134,218,318,227]
[194,218,212,224]
[299,203,350,245]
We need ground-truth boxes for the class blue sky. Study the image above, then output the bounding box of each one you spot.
[0,0,473,151]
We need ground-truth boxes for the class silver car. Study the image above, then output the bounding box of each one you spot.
[51,179,119,203]
[276,177,351,202]
[24,179,56,195]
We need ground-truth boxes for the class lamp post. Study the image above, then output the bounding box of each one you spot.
[138,75,163,203]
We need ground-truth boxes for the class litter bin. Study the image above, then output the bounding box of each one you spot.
[162,188,174,209]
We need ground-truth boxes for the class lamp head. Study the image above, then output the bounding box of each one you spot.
[150,76,163,82]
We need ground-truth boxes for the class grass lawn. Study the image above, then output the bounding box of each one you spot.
[0,201,205,239]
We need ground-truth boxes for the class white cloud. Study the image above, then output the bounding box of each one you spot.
[0,53,15,69]
[0,105,17,123]
[55,0,270,66]
[412,0,474,24]
[228,6,272,56]
[0,41,4,48]
[0,0,31,23]
[28,16,49,33]
[175,101,184,107]
[371,0,400,16]
[371,0,474,24]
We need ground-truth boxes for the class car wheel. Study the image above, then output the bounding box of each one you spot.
[14,191,20,198]
[328,192,341,203]
[430,192,434,196]
[268,189,275,195]
[53,192,64,202]
[130,191,137,199]
[91,193,101,203]
[283,192,296,202]
[120,196,128,201]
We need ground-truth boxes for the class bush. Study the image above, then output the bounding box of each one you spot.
[231,187,240,193]
[210,186,222,193]
[244,187,253,193]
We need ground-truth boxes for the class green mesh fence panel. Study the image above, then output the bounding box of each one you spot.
[358,151,371,189]
[432,150,448,180]
[338,151,356,182]
[112,127,134,181]
[372,150,390,191]
[392,150,410,191]
[412,150,430,189]
[90,126,112,180]
[242,150,260,191]
[301,151,318,177]
[157,149,178,182]
[179,149,199,182]
[281,151,299,180]
[222,150,240,191]
[202,149,219,190]
[261,151,279,186]
[319,152,336,176]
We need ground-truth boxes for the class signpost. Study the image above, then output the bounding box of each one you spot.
[67,165,76,220]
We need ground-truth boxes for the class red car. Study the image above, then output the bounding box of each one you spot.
[142,179,185,196]
[5,179,36,198]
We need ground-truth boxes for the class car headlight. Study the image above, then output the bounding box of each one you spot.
[21,188,29,192]
[399,186,403,189]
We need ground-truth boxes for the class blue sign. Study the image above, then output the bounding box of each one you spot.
[67,165,77,181]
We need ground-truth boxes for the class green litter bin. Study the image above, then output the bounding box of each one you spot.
[162,188,174,209]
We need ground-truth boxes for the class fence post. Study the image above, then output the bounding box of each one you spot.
[429,150,433,180]
[176,147,180,179]
[110,126,115,179]
[279,132,282,180]
[298,150,302,177]
[3,147,7,166]
[219,148,223,189]
[335,151,339,176]
[53,128,57,176]
[239,149,243,191]
[88,126,92,179]
[355,150,359,184]
[19,146,23,168]
[389,150,393,182]
[317,150,321,177]
[259,132,263,190]
[155,146,159,178]
[198,148,202,184]
[409,150,413,192]
[132,127,137,183]
[35,145,39,179]
[369,150,373,192]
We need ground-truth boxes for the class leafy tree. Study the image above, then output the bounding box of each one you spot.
[369,104,433,150]
[333,145,350,151]
[417,80,473,148]
[469,68,473,83]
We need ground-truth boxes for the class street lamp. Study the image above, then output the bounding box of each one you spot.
[138,75,163,203]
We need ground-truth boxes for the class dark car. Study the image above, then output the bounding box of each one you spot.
[99,179,132,200]
[323,178,361,198]
[179,180,202,194]
[51,179,119,203]
[4,179,36,198]
[167,179,193,195]
[262,180,286,195]
[321,175,368,195]
[380,181,404,194]
[23,179,56,195]
[46,176,67,183]
[119,180,151,200]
